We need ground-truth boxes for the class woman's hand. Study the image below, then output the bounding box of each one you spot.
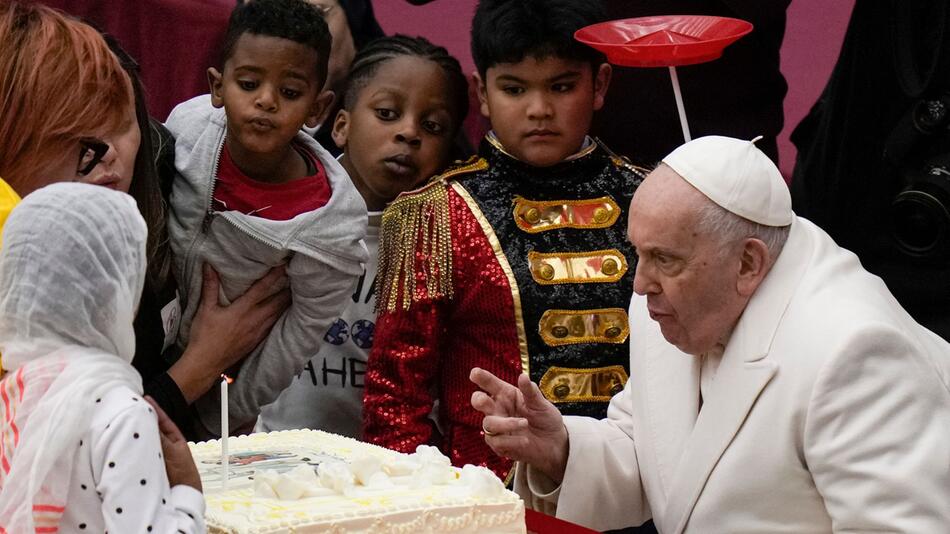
[168,264,291,403]
[146,396,202,491]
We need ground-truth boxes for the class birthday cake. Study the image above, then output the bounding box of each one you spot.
[188,429,526,533]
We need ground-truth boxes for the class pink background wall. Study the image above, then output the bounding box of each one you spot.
[41,0,857,177]
[374,0,856,177]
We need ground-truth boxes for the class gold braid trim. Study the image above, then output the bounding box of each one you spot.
[594,137,650,178]
[377,157,488,313]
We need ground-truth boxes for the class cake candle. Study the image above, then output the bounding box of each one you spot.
[221,374,231,488]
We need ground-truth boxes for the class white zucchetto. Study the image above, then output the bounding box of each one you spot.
[662,135,794,227]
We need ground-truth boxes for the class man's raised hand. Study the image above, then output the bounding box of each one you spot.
[470,368,570,483]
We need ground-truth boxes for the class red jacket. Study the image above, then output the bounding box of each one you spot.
[364,139,643,480]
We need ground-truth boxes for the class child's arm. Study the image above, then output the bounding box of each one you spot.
[93,394,205,533]
[361,178,456,452]
[362,299,446,452]
[224,253,361,430]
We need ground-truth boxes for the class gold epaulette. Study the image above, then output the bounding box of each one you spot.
[612,156,650,179]
[594,137,650,179]
[438,155,488,183]
[377,156,488,313]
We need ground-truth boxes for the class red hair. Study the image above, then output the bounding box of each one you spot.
[0,2,133,194]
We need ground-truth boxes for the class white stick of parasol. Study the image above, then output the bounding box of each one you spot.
[668,66,692,142]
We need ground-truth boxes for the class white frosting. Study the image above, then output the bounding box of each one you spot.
[318,459,356,494]
[188,429,526,534]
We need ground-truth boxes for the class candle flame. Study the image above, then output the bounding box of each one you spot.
[221,374,234,384]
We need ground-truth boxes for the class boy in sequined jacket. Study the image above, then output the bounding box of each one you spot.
[363,0,647,481]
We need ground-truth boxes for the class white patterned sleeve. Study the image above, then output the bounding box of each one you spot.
[91,392,206,533]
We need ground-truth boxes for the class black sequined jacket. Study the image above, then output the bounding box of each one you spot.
[364,135,645,480]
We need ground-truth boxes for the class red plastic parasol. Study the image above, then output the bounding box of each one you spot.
[575,15,754,142]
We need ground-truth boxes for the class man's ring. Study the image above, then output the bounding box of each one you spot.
[483,426,497,437]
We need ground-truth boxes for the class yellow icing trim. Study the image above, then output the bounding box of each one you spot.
[538,365,629,403]
[527,249,628,285]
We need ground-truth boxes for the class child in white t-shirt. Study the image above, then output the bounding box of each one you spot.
[258,35,470,437]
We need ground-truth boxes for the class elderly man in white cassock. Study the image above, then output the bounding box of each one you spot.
[471,136,950,533]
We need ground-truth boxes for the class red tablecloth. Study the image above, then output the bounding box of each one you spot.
[526,509,601,534]
[37,0,233,121]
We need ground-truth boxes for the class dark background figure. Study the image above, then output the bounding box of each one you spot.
[791,0,950,341]
[301,0,386,156]
[592,0,791,167]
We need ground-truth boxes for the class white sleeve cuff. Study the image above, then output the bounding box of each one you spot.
[525,463,561,499]
[170,485,206,532]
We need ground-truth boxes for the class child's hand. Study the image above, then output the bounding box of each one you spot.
[169,264,291,402]
[146,395,203,492]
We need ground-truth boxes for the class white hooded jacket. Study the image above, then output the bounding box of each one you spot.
[165,95,368,436]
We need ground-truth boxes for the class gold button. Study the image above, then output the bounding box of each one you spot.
[601,258,619,276]
[523,207,541,225]
[610,381,624,396]
[553,383,570,399]
[604,325,622,339]
[551,325,569,338]
[538,263,555,281]
[593,207,610,224]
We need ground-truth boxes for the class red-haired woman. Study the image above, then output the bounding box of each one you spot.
[0,2,289,440]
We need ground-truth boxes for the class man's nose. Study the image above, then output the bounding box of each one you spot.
[632,261,658,296]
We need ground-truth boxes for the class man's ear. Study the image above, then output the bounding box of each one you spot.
[592,63,612,111]
[208,67,225,108]
[472,71,490,119]
[736,238,771,297]
[307,89,336,129]
[331,109,350,149]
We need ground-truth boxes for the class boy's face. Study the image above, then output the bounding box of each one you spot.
[208,33,333,157]
[332,55,457,211]
[475,56,611,168]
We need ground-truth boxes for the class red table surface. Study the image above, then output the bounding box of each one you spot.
[526,508,601,534]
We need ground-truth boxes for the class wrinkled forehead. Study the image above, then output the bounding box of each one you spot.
[630,165,705,226]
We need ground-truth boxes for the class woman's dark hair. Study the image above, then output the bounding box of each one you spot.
[102,34,172,293]
[341,34,469,130]
[220,0,332,84]
[470,0,607,77]
[337,0,385,49]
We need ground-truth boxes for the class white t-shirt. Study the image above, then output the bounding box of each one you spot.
[257,214,380,438]
[58,385,205,533]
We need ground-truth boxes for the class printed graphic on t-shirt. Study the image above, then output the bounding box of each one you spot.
[298,267,376,390]
[323,318,374,349]
[299,357,366,388]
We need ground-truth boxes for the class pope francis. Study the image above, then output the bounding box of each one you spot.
[470,136,950,533]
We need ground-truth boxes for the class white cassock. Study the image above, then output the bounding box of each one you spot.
[516,217,950,533]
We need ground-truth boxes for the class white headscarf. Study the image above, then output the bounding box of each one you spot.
[0,183,147,532]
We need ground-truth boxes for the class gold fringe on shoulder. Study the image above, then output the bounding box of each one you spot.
[376,157,487,313]
[594,137,650,178]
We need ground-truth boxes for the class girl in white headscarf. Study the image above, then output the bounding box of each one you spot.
[0,183,205,533]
